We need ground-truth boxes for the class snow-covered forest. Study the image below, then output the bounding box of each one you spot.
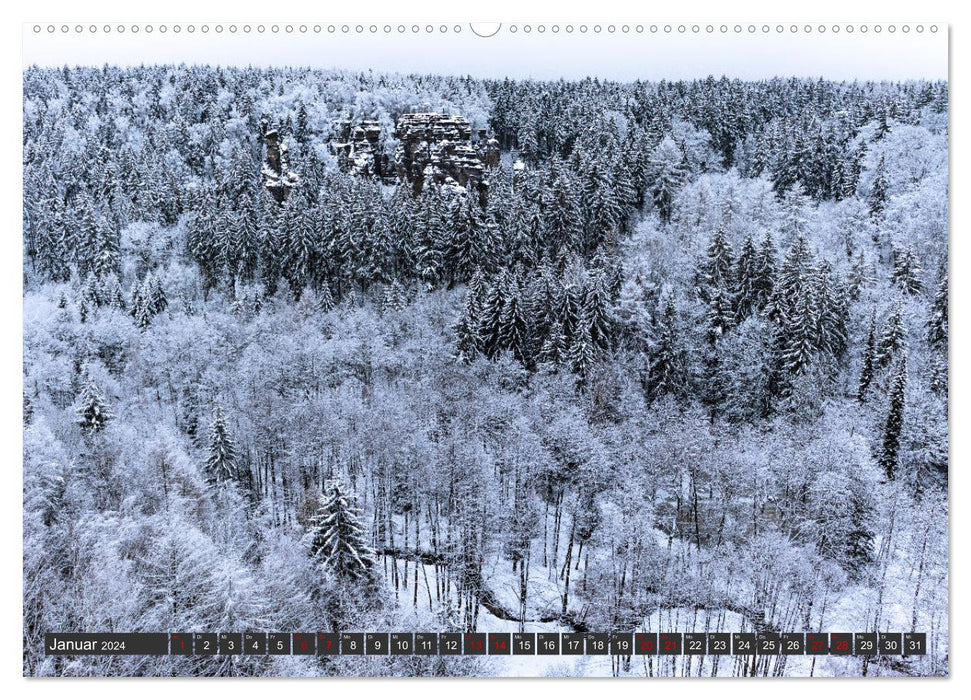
[22,66,948,677]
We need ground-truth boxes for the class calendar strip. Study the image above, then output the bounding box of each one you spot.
[44,632,927,657]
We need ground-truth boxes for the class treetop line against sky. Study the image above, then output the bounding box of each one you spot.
[22,61,947,677]
[21,25,947,81]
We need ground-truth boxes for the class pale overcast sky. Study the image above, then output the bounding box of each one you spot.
[22,23,948,81]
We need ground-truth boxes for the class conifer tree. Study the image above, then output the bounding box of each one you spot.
[845,483,875,574]
[308,480,376,581]
[556,283,582,347]
[36,198,70,282]
[106,276,126,310]
[132,273,168,328]
[769,234,811,323]
[187,188,222,290]
[498,284,531,367]
[204,405,237,485]
[891,245,924,295]
[455,302,482,364]
[611,158,637,231]
[753,231,777,312]
[780,185,811,240]
[448,192,496,286]
[649,137,687,224]
[648,300,685,400]
[412,188,446,286]
[82,203,121,279]
[480,271,509,359]
[816,262,849,360]
[581,157,623,254]
[879,356,907,481]
[775,275,818,378]
[844,141,867,199]
[734,232,759,318]
[539,320,568,366]
[527,263,560,341]
[147,274,168,315]
[282,193,320,294]
[858,310,877,402]
[381,279,407,313]
[698,226,735,299]
[706,286,735,344]
[625,126,655,207]
[876,305,906,370]
[927,268,948,350]
[76,376,112,433]
[581,274,613,351]
[869,155,889,218]
[567,312,596,379]
[230,188,261,283]
[258,197,285,296]
[544,162,583,253]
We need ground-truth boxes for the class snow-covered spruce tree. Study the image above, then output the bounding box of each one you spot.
[308,480,376,581]
[448,191,496,286]
[132,273,167,329]
[229,188,261,284]
[204,405,237,485]
[75,376,112,433]
[381,279,407,313]
[133,295,153,329]
[544,161,583,253]
[648,299,686,401]
[698,226,735,296]
[282,192,320,294]
[187,188,222,291]
[768,234,811,321]
[879,355,907,481]
[649,136,687,224]
[80,272,105,310]
[876,304,906,370]
[772,264,819,380]
[843,140,867,199]
[146,273,168,315]
[567,311,596,380]
[927,267,948,350]
[612,158,638,230]
[858,310,878,402]
[752,230,777,312]
[411,187,446,286]
[36,198,70,282]
[891,245,924,295]
[539,320,568,366]
[581,156,623,253]
[104,276,126,310]
[869,155,889,219]
[734,232,759,318]
[480,270,509,359]
[454,296,483,363]
[705,286,735,345]
[581,273,613,351]
[815,262,849,360]
[497,284,531,368]
[780,184,811,240]
[844,482,875,576]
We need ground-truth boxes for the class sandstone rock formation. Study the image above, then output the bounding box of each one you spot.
[262,119,299,204]
[332,113,500,201]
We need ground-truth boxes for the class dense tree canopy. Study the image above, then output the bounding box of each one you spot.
[23,65,947,677]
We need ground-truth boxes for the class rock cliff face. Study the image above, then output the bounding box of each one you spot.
[262,120,299,204]
[332,119,389,180]
[333,113,500,200]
